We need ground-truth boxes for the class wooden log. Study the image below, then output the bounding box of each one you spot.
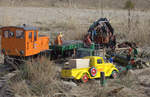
[115,48,128,51]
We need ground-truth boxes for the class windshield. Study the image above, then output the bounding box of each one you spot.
[16,30,24,39]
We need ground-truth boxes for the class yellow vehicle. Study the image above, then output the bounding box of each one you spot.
[61,56,119,83]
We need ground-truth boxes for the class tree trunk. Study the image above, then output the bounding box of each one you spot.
[128,9,131,33]
[101,0,104,17]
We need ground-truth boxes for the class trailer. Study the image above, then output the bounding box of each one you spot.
[50,40,84,59]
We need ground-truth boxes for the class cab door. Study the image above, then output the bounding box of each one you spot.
[95,58,105,77]
[26,31,39,56]
[33,31,38,49]
[27,31,34,50]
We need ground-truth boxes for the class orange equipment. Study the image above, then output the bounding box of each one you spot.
[1,26,49,57]
[55,32,63,45]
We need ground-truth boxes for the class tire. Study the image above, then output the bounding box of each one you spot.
[89,67,97,77]
[4,56,13,65]
[111,70,118,79]
[4,57,8,65]
[81,73,89,83]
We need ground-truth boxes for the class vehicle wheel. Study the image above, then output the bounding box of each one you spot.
[81,73,89,83]
[4,57,8,65]
[4,56,13,65]
[89,67,97,77]
[111,71,118,79]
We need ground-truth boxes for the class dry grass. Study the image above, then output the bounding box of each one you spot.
[0,0,150,10]
[49,16,88,40]
[10,57,108,97]
[9,57,150,97]
[52,15,150,45]
[10,57,63,97]
[20,57,57,81]
[128,19,150,46]
[53,16,78,30]
[113,71,138,88]
[111,14,150,46]
[1,7,149,45]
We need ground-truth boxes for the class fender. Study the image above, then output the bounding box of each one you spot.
[107,68,119,76]
[75,71,90,80]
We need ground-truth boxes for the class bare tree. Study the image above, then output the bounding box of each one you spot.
[124,0,135,33]
[101,0,104,17]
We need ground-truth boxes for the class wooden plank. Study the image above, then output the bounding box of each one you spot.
[115,48,128,51]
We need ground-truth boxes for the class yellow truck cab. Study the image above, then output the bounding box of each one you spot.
[61,56,119,83]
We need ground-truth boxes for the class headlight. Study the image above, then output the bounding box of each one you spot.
[20,50,24,55]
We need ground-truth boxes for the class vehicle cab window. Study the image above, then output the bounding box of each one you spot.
[97,59,102,64]
[4,31,9,38]
[29,32,32,39]
[8,31,14,38]
[16,30,24,39]
[4,30,14,38]
[34,31,37,41]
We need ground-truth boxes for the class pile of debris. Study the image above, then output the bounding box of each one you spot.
[108,41,150,69]
[82,18,150,70]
